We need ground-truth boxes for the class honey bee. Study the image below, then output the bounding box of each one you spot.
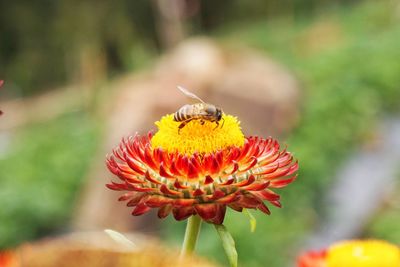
[174,86,224,133]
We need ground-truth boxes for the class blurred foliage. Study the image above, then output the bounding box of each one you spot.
[0,0,360,96]
[367,174,400,243]
[0,0,157,96]
[0,112,99,247]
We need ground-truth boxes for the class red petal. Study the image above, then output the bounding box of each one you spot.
[270,174,297,188]
[270,200,282,208]
[118,193,133,201]
[227,162,239,175]
[237,194,262,208]
[243,181,270,191]
[205,154,220,174]
[160,184,182,196]
[210,189,225,200]
[131,185,156,193]
[209,204,226,224]
[239,156,258,172]
[195,204,218,220]
[126,193,146,206]
[173,198,197,207]
[253,164,279,176]
[237,139,250,161]
[170,161,183,176]
[219,178,234,186]
[106,182,126,191]
[144,195,173,207]
[228,203,243,212]
[132,203,151,216]
[174,179,189,189]
[118,172,143,183]
[193,188,205,196]
[187,161,199,179]
[216,193,238,204]
[144,171,161,184]
[125,155,145,175]
[173,207,195,221]
[143,144,158,170]
[159,162,174,179]
[158,205,172,218]
[233,175,255,187]
[177,156,189,175]
[204,175,214,185]
[257,202,271,215]
[254,189,280,201]
[190,155,203,175]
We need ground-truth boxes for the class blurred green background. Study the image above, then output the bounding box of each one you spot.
[1,1,400,266]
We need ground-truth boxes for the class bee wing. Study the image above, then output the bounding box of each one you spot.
[177,86,205,103]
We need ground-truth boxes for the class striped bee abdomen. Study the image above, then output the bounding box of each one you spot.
[174,104,196,122]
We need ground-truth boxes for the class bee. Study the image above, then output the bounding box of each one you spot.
[174,86,224,133]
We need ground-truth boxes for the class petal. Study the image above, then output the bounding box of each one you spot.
[145,171,162,185]
[132,203,151,216]
[159,162,174,179]
[126,192,146,207]
[195,204,218,221]
[204,175,214,185]
[209,204,226,224]
[257,202,271,215]
[173,207,195,221]
[144,195,173,207]
[270,174,297,188]
[158,205,173,218]
[160,184,182,196]
[173,198,197,207]
[174,179,189,189]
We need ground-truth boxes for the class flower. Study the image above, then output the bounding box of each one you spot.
[0,250,18,267]
[106,113,298,224]
[297,240,400,267]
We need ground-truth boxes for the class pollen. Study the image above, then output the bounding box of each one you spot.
[327,240,400,267]
[151,114,245,155]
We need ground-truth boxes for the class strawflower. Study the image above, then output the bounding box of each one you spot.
[106,101,298,266]
[297,240,400,267]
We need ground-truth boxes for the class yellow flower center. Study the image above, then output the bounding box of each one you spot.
[151,114,245,155]
[327,240,400,267]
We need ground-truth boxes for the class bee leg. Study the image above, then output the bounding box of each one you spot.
[200,120,205,125]
[213,121,219,130]
[220,118,225,129]
[178,119,193,134]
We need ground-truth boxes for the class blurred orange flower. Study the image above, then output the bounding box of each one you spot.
[297,240,400,267]
[106,114,298,224]
[0,250,18,267]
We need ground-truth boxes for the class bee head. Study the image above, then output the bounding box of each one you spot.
[216,108,223,121]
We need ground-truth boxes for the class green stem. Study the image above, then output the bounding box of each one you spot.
[179,215,202,260]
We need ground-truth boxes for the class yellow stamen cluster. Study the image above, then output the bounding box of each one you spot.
[151,114,245,155]
[327,240,400,267]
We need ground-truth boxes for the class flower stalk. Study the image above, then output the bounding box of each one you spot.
[180,215,202,260]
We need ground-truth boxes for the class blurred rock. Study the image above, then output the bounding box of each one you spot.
[73,37,300,231]
[209,49,300,136]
